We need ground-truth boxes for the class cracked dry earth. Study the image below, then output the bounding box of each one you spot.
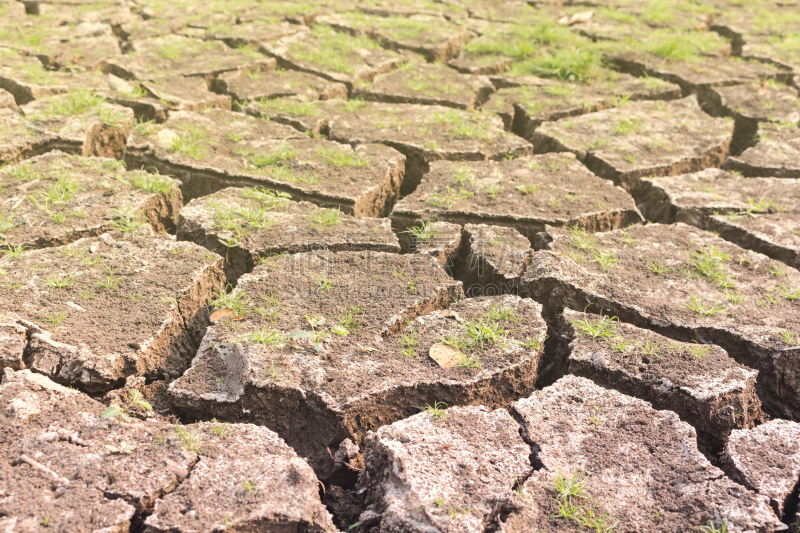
[1,1,800,532]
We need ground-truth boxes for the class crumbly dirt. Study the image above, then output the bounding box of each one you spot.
[559,308,762,451]
[638,168,800,226]
[357,405,532,533]
[353,59,495,110]
[0,151,182,250]
[723,122,800,179]
[454,224,532,297]
[722,419,800,520]
[177,186,400,279]
[504,375,782,532]
[397,220,462,272]
[531,96,734,194]
[124,108,406,213]
[0,367,335,533]
[0,230,224,391]
[525,223,800,420]
[178,18,304,48]
[1,107,59,166]
[390,153,642,244]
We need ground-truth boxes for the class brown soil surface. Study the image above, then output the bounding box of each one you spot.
[0,151,182,250]
[532,96,734,193]
[177,186,399,279]
[454,224,532,297]
[707,213,800,271]
[212,63,348,104]
[525,223,800,420]
[0,230,224,391]
[0,368,334,532]
[0,107,57,166]
[390,153,641,243]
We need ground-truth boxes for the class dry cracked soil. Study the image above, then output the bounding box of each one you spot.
[1,0,800,532]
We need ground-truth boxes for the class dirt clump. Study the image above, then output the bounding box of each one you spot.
[0,151,182,250]
[0,229,224,391]
[723,122,800,179]
[454,224,532,297]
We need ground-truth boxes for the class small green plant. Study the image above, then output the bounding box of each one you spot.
[550,469,618,532]
[567,226,596,251]
[725,290,744,304]
[592,250,619,272]
[173,425,204,452]
[246,327,284,346]
[45,273,74,290]
[612,117,642,135]
[647,261,670,275]
[239,480,259,497]
[105,441,135,454]
[571,312,618,340]
[3,243,28,259]
[210,283,249,317]
[45,307,68,326]
[457,353,481,369]
[399,331,419,358]
[316,275,334,293]
[686,246,734,289]
[403,219,438,243]
[686,343,712,359]
[130,173,174,194]
[638,340,661,358]
[698,518,730,533]
[486,305,519,322]
[768,263,788,277]
[683,296,725,318]
[101,400,132,423]
[97,266,120,290]
[515,183,541,195]
[251,144,297,167]
[337,305,363,333]
[316,146,369,167]
[781,331,799,345]
[308,208,341,230]
[606,336,633,353]
[112,210,145,237]
[127,389,153,411]
[465,319,506,349]
[423,401,448,421]
[41,516,51,527]
[427,186,473,209]
[406,279,417,292]
[484,182,502,199]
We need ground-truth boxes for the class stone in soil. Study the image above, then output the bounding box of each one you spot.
[0,229,224,391]
[106,35,271,81]
[531,96,734,193]
[177,186,399,279]
[722,419,800,520]
[723,122,800,179]
[324,101,532,193]
[453,224,532,297]
[524,222,800,420]
[357,405,532,533]
[168,251,546,476]
[390,153,641,244]
[211,63,348,104]
[703,80,800,155]
[125,108,405,214]
[320,13,474,62]
[20,93,134,160]
[259,25,405,91]
[483,69,682,137]
[559,308,761,449]
[0,151,182,250]
[353,58,495,110]
[637,168,800,226]
[0,367,334,532]
[706,212,800,272]
[503,375,781,532]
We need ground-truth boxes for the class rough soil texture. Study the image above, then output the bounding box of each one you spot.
[1,108,60,166]
[357,405,531,533]
[722,419,800,521]
[454,224,532,297]
[638,168,800,227]
[531,96,734,194]
[125,108,406,214]
[211,63,348,104]
[177,186,399,280]
[390,153,642,243]
[0,367,335,533]
[525,223,800,420]
[397,220,462,271]
[0,230,224,391]
[724,122,800,179]
[559,308,762,451]
[503,375,782,532]
[0,151,182,250]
